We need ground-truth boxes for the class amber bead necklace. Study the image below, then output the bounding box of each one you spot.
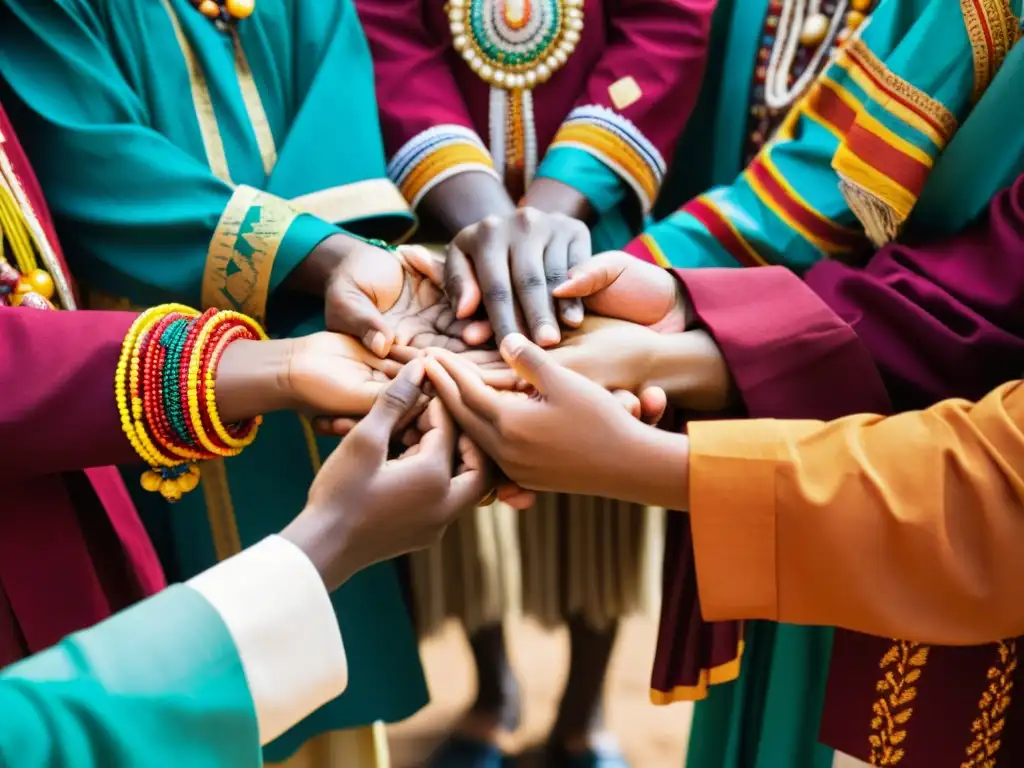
[190,0,255,25]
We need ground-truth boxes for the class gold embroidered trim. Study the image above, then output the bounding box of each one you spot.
[869,641,930,765]
[230,29,277,177]
[960,0,1020,102]
[202,185,298,323]
[962,640,1017,768]
[160,0,232,184]
[845,40,959,141]
[291,179,414,228]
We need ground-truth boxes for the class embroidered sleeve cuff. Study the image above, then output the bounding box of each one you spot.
[535,146,628,215]
[547,106,666,215]
[388,125,500,208]
[188,535,347,745]
[203,186,341,325]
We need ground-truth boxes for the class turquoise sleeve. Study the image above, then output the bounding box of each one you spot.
[0,586,260,768]
[535,146,629,215]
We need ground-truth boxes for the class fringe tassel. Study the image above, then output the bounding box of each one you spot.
[839,175,901,247]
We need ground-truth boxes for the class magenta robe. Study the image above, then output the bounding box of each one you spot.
[356,0,714,217]
[625,171,1024,761]
[0,104,164,666]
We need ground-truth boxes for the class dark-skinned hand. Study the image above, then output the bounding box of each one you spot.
[281,360,492,592]
[442,207,592,347]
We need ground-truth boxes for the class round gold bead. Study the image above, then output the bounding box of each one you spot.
[225,0,255,19]
[24,268,55,300]
[850,0,871,10]
[198,0,220,19]
[845,10,866,30]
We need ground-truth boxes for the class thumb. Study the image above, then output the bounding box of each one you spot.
[499,333,566,396]
[353,359,427,451]
[328,278,396,358]
[551,251,627,299]
[398,244,446,287]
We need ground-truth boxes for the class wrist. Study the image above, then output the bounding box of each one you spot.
[281,508,359,593]
[285,233,357,296]
[644,330,734,411]
[420,172,516,235]
[522,177,593,222]
[215,338,296,423]
[608,421,690,509]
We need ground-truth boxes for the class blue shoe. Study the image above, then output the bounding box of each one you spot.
[428,735,512,768]
[545,744,630,768]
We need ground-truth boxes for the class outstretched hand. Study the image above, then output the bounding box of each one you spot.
[422,335,682,508]
[282,360,492,592]
[321,239,481,357]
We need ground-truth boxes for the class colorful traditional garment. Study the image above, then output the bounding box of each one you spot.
[0,104,166,669]
[0,1,428,764]
[2,533,350,768]
[621,0,1022,766]
[355,0,714,636]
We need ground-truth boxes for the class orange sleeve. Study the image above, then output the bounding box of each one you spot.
[688,380,1024,645]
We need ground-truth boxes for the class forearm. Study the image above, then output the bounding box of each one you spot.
[0,307,140,475]
[688,380,1024,645]
[418,171,516,236]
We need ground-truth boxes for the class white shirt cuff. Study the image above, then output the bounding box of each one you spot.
[187,535,347,744]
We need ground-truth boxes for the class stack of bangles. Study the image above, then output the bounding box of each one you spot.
[115,304,268,501]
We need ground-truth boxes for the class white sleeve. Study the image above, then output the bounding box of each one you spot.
[187,535,348,745]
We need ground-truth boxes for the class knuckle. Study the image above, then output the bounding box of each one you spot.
[512,271,548,293]
[544,267,567,286]
[514,206,542,228]
[381,382,416,411]
[483,283,514,305]
[479,215,503,233]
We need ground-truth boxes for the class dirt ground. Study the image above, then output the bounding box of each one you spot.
[388,616,693,767]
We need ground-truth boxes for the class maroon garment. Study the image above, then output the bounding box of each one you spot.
[357,0,714,187]
[0,104,164,666]
[632,170,1024,763]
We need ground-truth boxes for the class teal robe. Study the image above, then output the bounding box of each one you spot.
[1,585,261,768]
[0,1,427,759]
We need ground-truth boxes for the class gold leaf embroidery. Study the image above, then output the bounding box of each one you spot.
[869,641,930,765]
[962,640,1017,768]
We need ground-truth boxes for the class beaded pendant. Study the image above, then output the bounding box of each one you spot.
[449,0,584,89]
[191,0,255,25]
[448,0,585,196]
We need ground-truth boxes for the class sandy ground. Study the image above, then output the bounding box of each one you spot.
[388,616,693,767]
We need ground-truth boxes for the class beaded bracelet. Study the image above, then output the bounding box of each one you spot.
[115,304,268,502]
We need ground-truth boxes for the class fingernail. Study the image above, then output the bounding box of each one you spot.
[534,324,560,346]
[563,305,584,324]
[500,333,528,356]
[365,330,387,357]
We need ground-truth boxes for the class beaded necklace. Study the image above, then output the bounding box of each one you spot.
[190,0,255,25]
[743,0,875,164]
[447,0,585,196]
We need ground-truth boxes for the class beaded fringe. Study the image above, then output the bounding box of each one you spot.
[409,495,664,636]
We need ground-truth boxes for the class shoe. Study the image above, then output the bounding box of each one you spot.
[428,734,513,768]
[544,744,630,768]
